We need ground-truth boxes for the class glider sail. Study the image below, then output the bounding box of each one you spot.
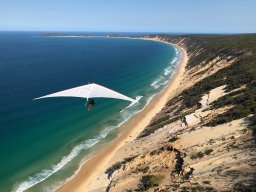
[34,83,135,103]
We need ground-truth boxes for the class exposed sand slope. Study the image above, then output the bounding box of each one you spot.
[101,37,255,191]
[105,85,256,191]
[107,117,255,192]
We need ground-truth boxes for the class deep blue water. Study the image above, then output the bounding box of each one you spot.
[0,32,179,192]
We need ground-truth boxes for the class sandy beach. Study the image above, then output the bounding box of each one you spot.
[57,40,188,192]
[2,1,255,191]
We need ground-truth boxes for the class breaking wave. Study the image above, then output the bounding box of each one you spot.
[13,138,99,192]
[151,46,181,90]
[151,76,169,89]
[151,76,165,89]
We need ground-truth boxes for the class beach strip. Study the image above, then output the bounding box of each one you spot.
[57,41,188,192]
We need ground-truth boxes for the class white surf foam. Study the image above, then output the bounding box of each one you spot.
[152,79,169,89]
[151,76,165,89]
[13,138,99,192]
[163,48,181,76]
[152,49,181,89]
[164,66,175,76]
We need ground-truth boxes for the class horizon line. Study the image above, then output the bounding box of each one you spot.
[0,30,255,35]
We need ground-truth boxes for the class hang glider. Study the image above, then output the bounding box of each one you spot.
[34,83,136,111]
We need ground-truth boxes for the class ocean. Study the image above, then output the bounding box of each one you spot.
[0,32,180,191]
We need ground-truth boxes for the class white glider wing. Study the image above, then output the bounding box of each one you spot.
[34,83,135,102]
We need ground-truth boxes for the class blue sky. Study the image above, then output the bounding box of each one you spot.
[0,0,255,33]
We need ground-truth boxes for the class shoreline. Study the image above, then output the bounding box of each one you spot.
[57,38,188,192]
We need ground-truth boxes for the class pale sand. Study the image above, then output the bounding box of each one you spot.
[57,41,188,192]
[102,84,253,191]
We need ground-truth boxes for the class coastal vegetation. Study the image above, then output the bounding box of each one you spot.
[104,34,256,191]
[190,149,213,160]
[170,34,256,126]
[139,34,256,138]
[135,175,161,191]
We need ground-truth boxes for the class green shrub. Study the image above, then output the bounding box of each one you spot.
[204,149,213,155]
[191,151,205,159]
[135,175,161,191]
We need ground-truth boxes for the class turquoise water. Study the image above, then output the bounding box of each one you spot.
[0,32,180,191]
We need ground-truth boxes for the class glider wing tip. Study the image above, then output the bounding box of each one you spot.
[33,97,43,100]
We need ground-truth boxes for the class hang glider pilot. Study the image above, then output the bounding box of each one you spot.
[88,99,96,112]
